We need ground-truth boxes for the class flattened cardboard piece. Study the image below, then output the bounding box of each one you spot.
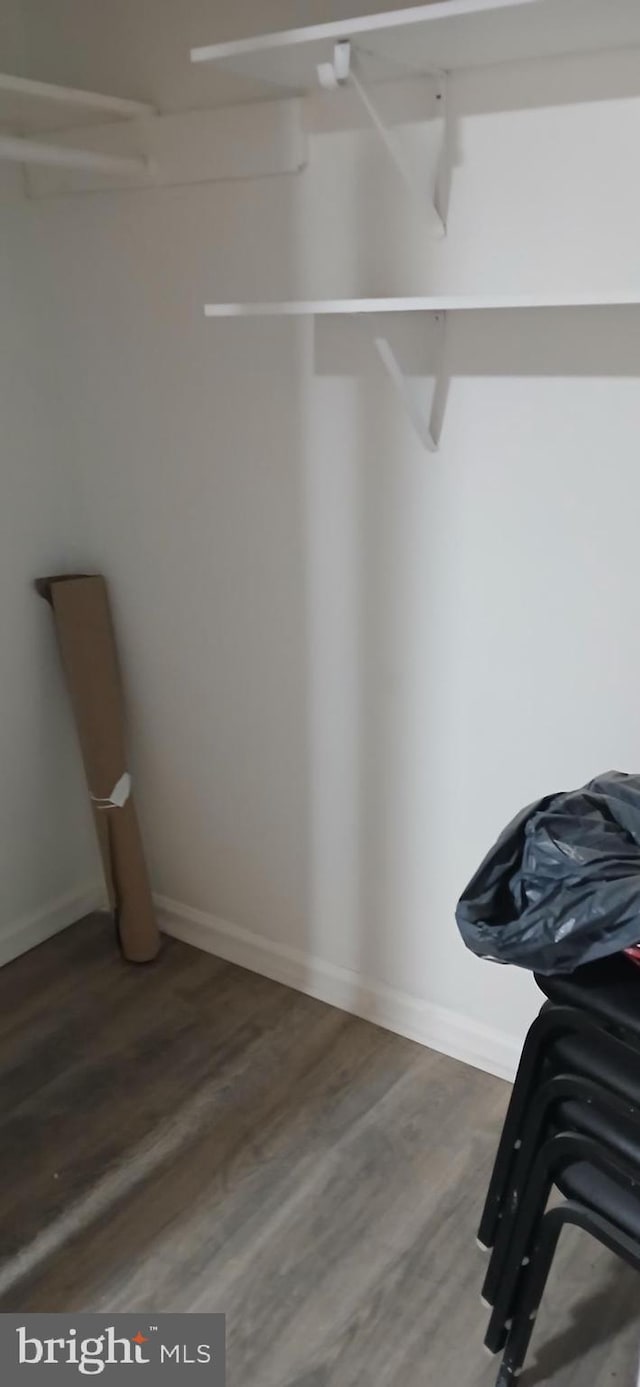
[37,574,160,963]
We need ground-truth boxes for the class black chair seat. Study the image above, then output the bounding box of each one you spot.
[557,1098,640,1165]
[557,1159,640,1242]
[535,954,640,1040]
[552,1028,640,1103]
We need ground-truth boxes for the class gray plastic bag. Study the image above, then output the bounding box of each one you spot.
[456,771,640,974]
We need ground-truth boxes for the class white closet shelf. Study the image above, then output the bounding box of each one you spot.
[0,73,154,177]
[190,0,640,91]
[205,290,640,454]
[191,0,535,85]
[205,291,640,317]
[0,73,154,133]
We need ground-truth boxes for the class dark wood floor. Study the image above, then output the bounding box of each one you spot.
[0,916,637,1384]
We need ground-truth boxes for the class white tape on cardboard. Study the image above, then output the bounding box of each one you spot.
[91,771,131,810]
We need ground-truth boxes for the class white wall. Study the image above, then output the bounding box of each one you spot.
[10,2,640,1073]
[0,163,98,962]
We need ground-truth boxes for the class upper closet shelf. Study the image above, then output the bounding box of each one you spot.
[205,291,640,317]
[0,74,153,133]
[0,73,154,177]
[190,0,640,92]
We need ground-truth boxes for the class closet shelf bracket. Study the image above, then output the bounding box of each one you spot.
[373,311,446,453]
[316,40,447,238]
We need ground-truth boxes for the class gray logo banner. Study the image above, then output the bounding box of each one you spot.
[0,1314,225,1384]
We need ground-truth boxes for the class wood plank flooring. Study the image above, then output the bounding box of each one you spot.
[0,915,637,1384]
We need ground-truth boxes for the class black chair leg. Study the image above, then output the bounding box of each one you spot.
[494,1201,640,1387]
[484,1132,640,1354]
[493,1203,563,1386]
[482,1071,640,1306]
[478,1005,613,1249]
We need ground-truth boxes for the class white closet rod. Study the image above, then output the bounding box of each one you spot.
[0,135,148,177]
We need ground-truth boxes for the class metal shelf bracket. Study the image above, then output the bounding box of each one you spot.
[373,311,447,453]
[317,40,447,237]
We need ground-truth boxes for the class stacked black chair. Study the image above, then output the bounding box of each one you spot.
[477,953,640,1386]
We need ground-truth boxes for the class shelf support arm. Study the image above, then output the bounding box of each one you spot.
[317,41,447,238]
[372,312,447,453]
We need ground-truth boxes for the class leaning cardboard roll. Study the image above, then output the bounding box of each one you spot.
[36,573,160,963]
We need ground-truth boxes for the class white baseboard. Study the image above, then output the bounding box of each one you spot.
[156,895,520,1082]
[0,882,105,968]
